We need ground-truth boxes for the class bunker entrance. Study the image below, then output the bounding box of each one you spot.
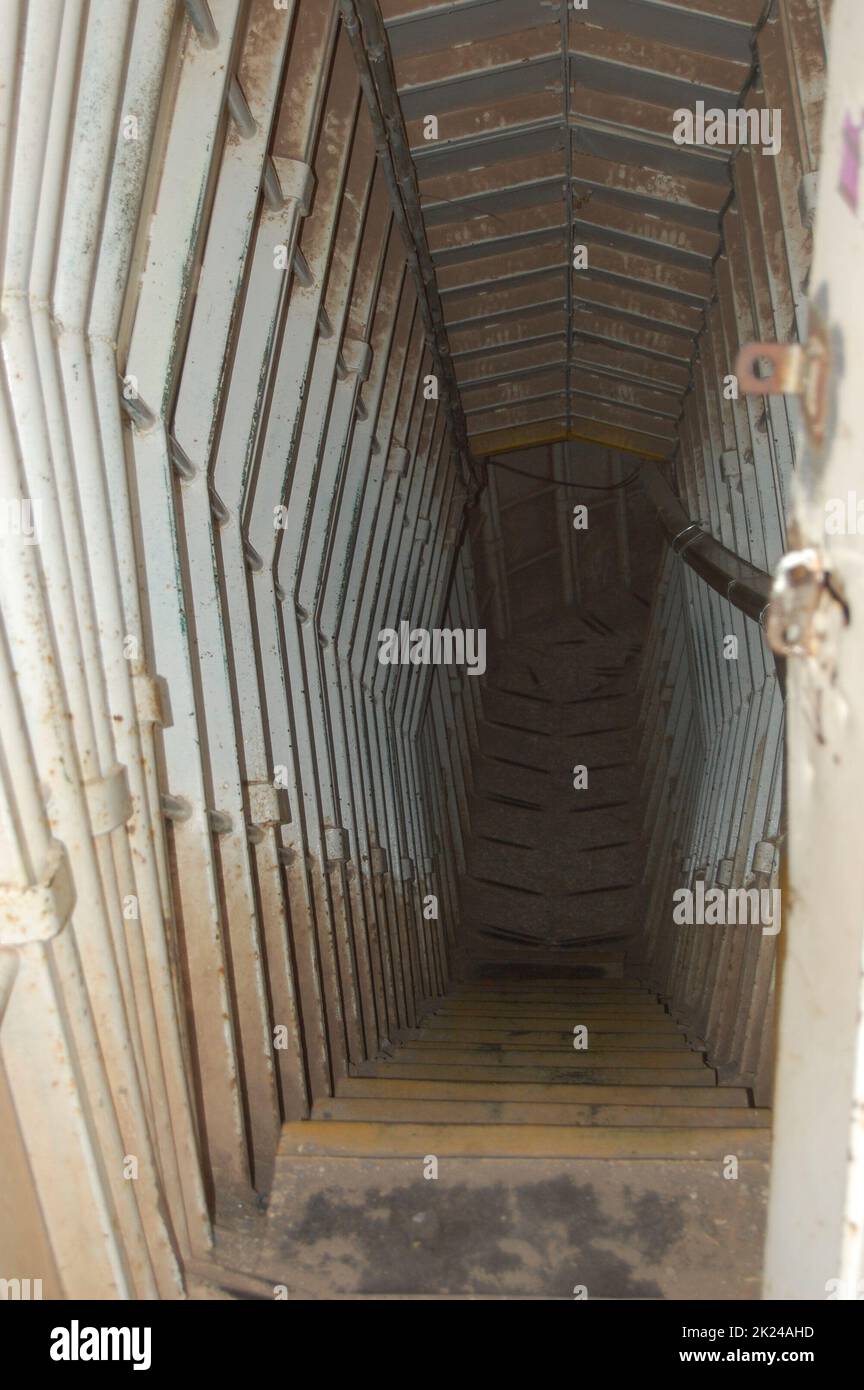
[1,0,851,1306]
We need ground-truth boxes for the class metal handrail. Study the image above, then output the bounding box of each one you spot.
[640,462,774,627]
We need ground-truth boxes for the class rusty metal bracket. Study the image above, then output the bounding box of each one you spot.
[735,311,830,446]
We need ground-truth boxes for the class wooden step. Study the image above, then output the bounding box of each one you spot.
[336,1076,752,1105]
[261,1152,768,1299]
[381,1047,706,1069]
[455,977,643,990]
[313,1096,771,1127]
[452,979,645,990]
[431,1002,670,1018]
[448,990,654,1006]
[353,1062,718,1085]
[406,1030,692,1049]
[281,1119,770,1161]
[424,1004,677,1021]
[425,1012,676,1028]
[449,986,651,997]
[418,1020,686,1039]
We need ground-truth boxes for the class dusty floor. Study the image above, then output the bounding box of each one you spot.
[227,1152,767,1300]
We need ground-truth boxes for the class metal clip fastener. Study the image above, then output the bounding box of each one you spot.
[671,521,703,553]
[766,547,830,657]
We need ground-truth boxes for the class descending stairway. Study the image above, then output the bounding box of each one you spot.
[251,967,770,1299]
[217,598,771,1298]
[207,599,774,1299]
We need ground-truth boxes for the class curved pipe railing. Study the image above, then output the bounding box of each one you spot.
[640,462,785,695]
[640,462,774,627]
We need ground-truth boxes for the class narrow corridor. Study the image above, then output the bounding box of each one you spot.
[212,595,771,1300]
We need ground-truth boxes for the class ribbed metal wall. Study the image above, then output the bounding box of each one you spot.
[633,1,830,1102]
[0,0,478,1296]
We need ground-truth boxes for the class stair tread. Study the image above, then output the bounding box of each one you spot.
[464,962,625,976]
[378,1047,707,1068]
[416,1023,686,1034]
[456,980,640,991]
[406,1031,693,1049]
[431,1003,673,1017]
[448,990,653,1003]
[280,1119,770,1160]
[354,1062,718,1085]
[262,1153,768,1299]
[455,977,643,986]
[336,1077,752,1104]
[449,987,651,997]
[313,1097,771,1127]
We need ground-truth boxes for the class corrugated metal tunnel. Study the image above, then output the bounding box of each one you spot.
[3,0,863,1305]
